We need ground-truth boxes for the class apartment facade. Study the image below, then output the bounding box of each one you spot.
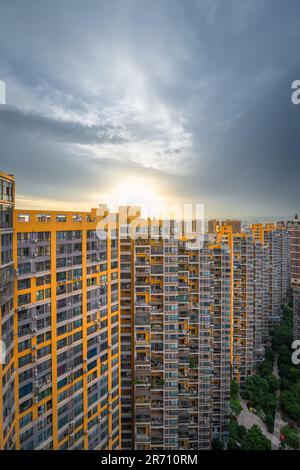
[216,226,254,386]
[207,242,231,441]
[127,220,231,450]
[252,223,290,335]
[220,220,242,234]
[207,219,241,235]
[119,206,141,449]
[0,172,15,449]
[0,203,122,450]
[252,240,265,363]
[207,220,220,234]
[287,216,300,339]
[132,224,180,450]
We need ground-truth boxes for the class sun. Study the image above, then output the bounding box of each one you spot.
[108,176,166,217]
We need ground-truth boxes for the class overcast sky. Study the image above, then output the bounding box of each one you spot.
[0,0,300,217]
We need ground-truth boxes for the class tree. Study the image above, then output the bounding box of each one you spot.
[241,425,271,450]
[281,425,300,449]
[265,414,274,433]
[229,417,246,444]
[230,380,239,399]
[280,391,300,423]
[227,438,240,450]
[211,438,224,450]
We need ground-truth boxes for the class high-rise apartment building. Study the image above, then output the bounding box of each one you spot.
[207,219,241,235]
[287,215,300,339]
[277,226,291,304]
[178,238,212,449]
[119,206,141,449]
[132,222,180,450]
[207,242,231,441]
[220,220,242,234]
[207,220,220,234]
[1,203,121,450]
[216,226,254,387]
[252,239,265,363]
[252,223,290,335]
[125,218,231,450]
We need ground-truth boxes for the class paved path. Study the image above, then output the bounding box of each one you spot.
[238,398,280,448]
[237,354,281,449]
[272,354,282,449]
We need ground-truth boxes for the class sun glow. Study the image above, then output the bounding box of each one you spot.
[107,177,167,217]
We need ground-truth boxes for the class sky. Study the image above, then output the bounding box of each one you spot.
[0,0,300,218]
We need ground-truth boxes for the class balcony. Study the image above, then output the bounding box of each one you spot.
[151,360,163,370]
[151,400,163,409]
[151,377,164,389]
[136,433,150,443]
[135,414,150,424]
[151,417,163,426]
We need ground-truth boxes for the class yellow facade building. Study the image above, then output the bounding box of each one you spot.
[1,199,121,449]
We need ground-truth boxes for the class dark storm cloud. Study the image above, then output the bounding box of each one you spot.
[0,105,126,145]
[0,105,124,144]
[0,0,300,215]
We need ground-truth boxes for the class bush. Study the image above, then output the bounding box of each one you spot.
[281,425,299,449]
[243,375,277,417]
[230,398,242,415]
[265,414,274,433]
[230,380,239,399]
[241,425,272,450]
[229,417,246,443]
[227,438,240,450]
[211,438,224,450]
[280,391,300,424]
